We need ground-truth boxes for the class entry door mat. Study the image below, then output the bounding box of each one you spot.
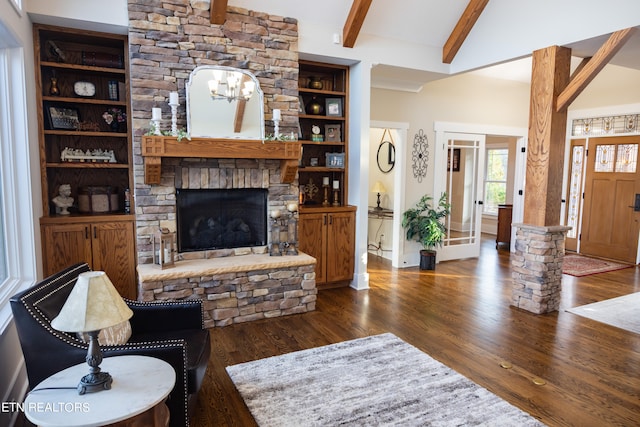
[226,333,546,426]
[567,292,640,335]
[562,254,632,277]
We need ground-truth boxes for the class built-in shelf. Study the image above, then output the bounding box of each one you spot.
[140,135,302,184]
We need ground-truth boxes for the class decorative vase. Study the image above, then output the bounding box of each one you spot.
[110,121,120,132]
[308,76,323,90]
[306,97,323,115]
[49,77,60,96]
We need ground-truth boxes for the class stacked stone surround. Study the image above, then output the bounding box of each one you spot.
[127,2,316,325]
[511,223,571,314]
[138,254,317,327]
[128,1,300,264]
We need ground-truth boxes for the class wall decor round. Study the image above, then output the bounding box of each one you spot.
[412,129,429,182]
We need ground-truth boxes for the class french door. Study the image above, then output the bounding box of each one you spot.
[435,132,486,261]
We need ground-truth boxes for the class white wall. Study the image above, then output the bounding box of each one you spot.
[371,73,531,266]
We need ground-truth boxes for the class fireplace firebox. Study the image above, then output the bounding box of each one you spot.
[176,188,268,252]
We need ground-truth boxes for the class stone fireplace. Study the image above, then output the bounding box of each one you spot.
[129,2,316,327]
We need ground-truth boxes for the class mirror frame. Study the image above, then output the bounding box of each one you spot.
[186,65,265,140]
[377,140,396,173]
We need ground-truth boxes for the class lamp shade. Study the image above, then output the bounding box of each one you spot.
[52,271,133,333]
[371,181,387,194]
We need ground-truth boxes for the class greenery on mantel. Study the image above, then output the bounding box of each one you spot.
[145,122,190,141]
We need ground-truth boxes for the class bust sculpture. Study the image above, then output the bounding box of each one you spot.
[52,184,73,215]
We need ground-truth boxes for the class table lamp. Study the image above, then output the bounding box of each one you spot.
[51,271,133,394]
[371,181,387,210]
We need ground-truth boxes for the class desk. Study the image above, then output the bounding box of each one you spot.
[24,355,175,427]
[368,207,393,219]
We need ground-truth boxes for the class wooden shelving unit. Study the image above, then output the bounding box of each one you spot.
[34,24,136,298]
[297,60,356,287]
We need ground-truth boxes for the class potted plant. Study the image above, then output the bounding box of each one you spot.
[401,193,451,270]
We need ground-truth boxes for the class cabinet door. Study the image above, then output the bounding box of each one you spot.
[298,213,327,284]
[326,211,355,283]
[42,223,93,277]
[91,221,137,299]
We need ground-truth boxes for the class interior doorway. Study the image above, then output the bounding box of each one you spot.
[368,121,408,268]
[434,122,528,262]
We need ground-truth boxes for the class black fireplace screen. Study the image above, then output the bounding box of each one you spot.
[176,188,267,252]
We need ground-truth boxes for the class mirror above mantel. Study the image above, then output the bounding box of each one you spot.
[186,65,265,140]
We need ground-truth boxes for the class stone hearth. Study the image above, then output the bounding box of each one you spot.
[138,253,317,327]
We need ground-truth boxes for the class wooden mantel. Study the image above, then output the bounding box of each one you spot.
[141,136,302,184]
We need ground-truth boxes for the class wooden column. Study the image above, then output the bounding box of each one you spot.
[524,46,572,226]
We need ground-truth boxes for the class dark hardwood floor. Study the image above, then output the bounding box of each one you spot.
[194,237,640,426]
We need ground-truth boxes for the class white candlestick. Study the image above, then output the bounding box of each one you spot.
[323,177,329,186]
[333,180,339,190]
[273,109,281,121]
[152,108,162,121]
[169,91,179,105]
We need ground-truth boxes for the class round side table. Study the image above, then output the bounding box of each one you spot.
[24,355,176,427]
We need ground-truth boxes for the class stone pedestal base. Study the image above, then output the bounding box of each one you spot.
[511,223,571,314]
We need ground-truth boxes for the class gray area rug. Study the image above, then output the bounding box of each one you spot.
[567,292,640,334]
[226,333,545,426]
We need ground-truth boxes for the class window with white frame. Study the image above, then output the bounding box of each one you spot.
[484,147,508,215]
[0,22,39,331]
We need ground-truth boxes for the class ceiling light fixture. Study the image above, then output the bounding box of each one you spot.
[208,70,255,102]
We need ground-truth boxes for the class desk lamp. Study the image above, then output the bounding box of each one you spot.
[371,181,387,210]
[51,271,133,394]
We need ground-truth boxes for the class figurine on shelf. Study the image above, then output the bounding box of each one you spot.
[52,184,73,215]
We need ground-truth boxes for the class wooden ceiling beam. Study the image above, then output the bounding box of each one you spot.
[210,0,228,25]
[556,27,636,112]
[442,0,489,64]
[343,0,373,48]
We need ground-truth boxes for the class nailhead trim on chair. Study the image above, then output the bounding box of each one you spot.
[17,264,194,426]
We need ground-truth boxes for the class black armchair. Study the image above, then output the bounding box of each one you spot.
[10,263,211,427]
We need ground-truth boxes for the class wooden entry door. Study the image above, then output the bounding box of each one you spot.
[580,136,640,263]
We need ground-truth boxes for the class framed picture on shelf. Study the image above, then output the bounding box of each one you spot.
[46,105,80,130]
[325,124,341,142]
[298,95,306,114]
[326,152,345,169]
[447,148,461,172]
[325,98,343,117]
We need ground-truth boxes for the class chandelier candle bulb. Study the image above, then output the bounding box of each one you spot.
[270,210,281,219]
[287,203,298,212]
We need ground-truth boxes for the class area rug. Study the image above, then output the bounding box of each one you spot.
[562,254,632,277]
[567,292,640,334]
[226,333,545,426]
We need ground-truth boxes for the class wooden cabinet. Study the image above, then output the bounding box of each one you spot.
[34,25,136,297]
[298,60,349,206]
[41,216,137,299]
[299,207,356,287]
[496,204,513,249]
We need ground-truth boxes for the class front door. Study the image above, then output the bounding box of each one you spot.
[580,135,640,263]
[436,132,486,261]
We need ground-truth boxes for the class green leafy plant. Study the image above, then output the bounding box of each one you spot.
[401,193,451,251]
[145,122,190,142]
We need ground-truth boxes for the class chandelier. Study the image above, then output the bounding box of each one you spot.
[208,69,255,102]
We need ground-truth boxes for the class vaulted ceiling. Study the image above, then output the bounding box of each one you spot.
[225,0,640,89]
